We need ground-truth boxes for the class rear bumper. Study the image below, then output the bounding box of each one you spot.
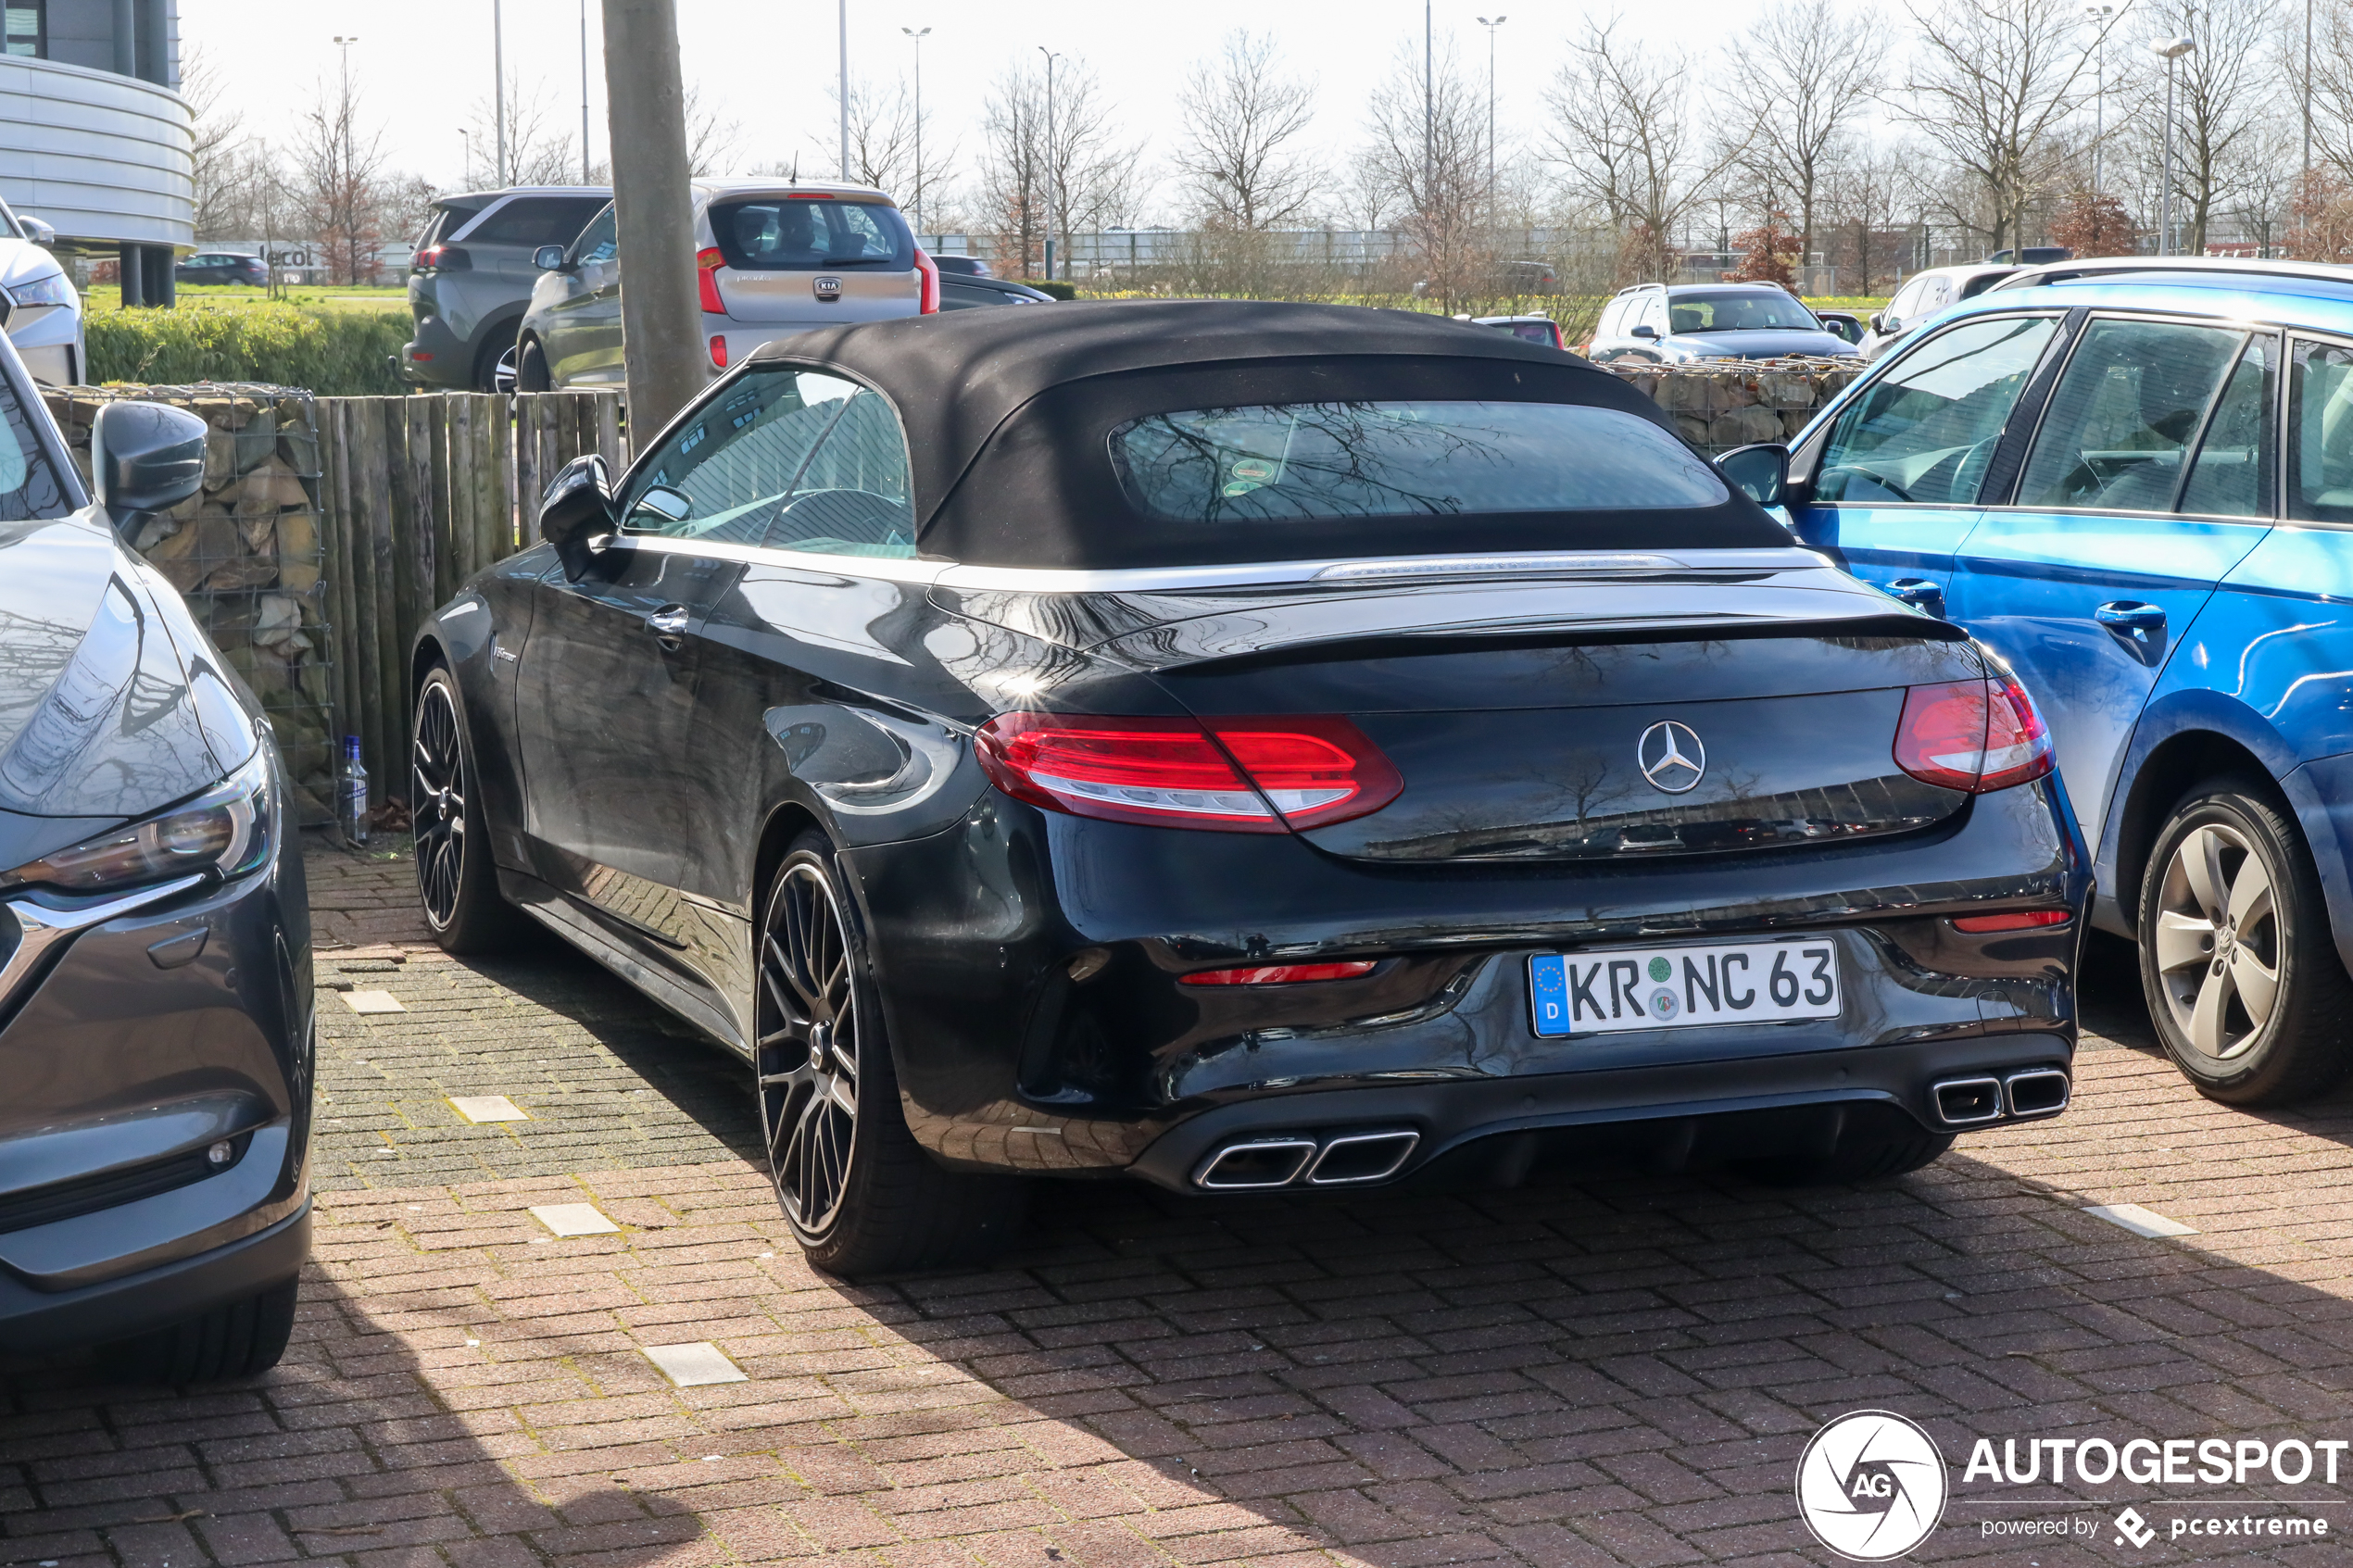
[400,314,472,386]
[1126,1032,2071,1193]
[0,1202,309,1353]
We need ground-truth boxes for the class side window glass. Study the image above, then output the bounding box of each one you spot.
[756,390,916,558]
[1814,315,2060,506]
[572,204,617,266]
[1884,278,1924,325]
[1594,299,1623,340]
[2289,340,2353,523]
[620,369,863,543]
[2182,337,2275,519]
[2017,320,2244,513]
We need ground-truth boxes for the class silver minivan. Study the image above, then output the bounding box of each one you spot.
[515,179,934,390]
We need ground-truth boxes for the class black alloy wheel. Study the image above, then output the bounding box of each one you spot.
[490,343,520,395]
[2138,780,2353,1105]
[411,668,522,954]
[755,833,1026,1276]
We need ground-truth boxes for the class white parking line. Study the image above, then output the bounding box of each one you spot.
[449,1096,529,1123]
[2083,1202,2200,1238]
[527,1202,618,1236]
[643,1341,748,1387]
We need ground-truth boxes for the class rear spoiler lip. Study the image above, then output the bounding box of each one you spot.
[1103,610,1972,676]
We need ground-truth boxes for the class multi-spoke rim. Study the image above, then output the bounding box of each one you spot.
[492,345,519,395]
[2153,821,2282,1062]
[757,859,860,1236]
[411,681,466,928]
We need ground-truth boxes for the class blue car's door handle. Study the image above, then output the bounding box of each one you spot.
[1888,578,1946,618]
[2095,601,2167,637]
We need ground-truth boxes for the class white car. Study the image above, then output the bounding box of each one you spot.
[0,196,82,386]
[515,179,933,391]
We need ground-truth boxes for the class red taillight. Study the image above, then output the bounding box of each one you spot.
[697,245,725,314]
[1893,675,2053,794]
[709,334,728,369]
[1952,909,2073,933]
[914,245,940,314]
[414,245,470,272]
[974,712,1402,833]
[1182,961,1378,985]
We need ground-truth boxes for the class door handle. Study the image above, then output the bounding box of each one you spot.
[2095,601,2167,640]
[644,604,690,650]
[1887,578,1946,618]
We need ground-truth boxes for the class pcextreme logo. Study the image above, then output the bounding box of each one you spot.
[1795,1411,1950,1561]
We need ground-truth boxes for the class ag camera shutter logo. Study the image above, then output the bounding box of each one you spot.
[1796,1411,1949,1560]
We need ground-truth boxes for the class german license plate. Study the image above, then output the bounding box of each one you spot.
[1529,940,1841,1036]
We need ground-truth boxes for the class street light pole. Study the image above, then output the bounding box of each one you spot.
[1477,17,1505,229]
[838,0,850,180]
[2152,34,2196,257]
[1039,46,1060,281]
[903,28,931,238]
[2084,6,2112,193]
[493,0,506,185]
[581,0,592,183]
[1424,0,1435,197]
[333,36,357,281]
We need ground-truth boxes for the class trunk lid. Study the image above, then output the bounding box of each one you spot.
[942,557,1981,864]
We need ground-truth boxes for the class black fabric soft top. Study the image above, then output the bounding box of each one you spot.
[747,299,1788,569]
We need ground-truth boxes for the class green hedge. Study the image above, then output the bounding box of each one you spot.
[1018,279,1079,300]
[87,303,410,395]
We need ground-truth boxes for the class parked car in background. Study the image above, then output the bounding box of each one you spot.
[1856,264,2019,360]
[517,180,934,390]
[1466,314,1565,349]
[411,299,2085,1279]
[1784,265,2353,1108]
[1817,310,1867,345]
[399,187,612,393]
[1987,246,2075,265]
[0,193,81,386]
[0,367,313,1379]
[1584,282,1857,363]
[941,270,1054,309]
[175,252,270,289]
[933,256,994,278]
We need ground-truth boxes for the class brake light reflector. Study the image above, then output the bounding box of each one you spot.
[975,712,1402,832]
[709,334,728,369]
[697,245,725,314]
[1952,909,2072,932]
[913,245,940,314]
[1893,675,2053,794]
[1182,961,1378,985]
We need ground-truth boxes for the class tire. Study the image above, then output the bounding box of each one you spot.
[480,338,520,394]
[2137,780,2353,1105]
[107,1277,297,1384]
[1739,1109,1954,1186]
[412,666,524,955]
[756,832,1026,1277]
[516,337,551,393]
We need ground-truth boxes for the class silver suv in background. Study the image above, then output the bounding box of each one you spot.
[400,188,611,392]
[516,180,933,390]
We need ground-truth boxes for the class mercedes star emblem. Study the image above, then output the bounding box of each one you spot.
[1638,721,1706,794]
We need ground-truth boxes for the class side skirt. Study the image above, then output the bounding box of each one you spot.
[497,867,751,1060]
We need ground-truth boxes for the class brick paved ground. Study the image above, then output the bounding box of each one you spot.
[10,833,2353,1565]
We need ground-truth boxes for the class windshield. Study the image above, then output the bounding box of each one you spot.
[1110,401,1727,523]
[1667,292,1820,334]
[711,198,913,270]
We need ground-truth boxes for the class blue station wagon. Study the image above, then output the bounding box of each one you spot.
[1780,262,2353,1106]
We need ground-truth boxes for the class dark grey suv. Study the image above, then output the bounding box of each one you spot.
[400,188,611,393]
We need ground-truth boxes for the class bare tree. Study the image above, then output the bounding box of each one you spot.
[1726,0,1878,280]
[1543,17,1744,282]
[1823,145,1915,293]
[977,57,1139,279]
[467,78,598,187]
[1358,41,1490,308]
[684,85,740,179]
[1173,31,1319,231]
[1896,0,2119,254]
[182,44,253,241]
[2118,0,2276,250]
[290,72,398,283]
[2231,118,2301,252]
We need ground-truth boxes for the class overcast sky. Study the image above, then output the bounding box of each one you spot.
[177,0,1769,230]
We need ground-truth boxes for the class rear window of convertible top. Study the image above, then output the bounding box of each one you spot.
[1109,401,1728,523]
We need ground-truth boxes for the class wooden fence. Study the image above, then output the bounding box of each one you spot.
[316,390,626,810]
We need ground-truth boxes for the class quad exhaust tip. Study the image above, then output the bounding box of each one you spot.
[1196,1129,1421,1190]
[1931,1069,2070,1127]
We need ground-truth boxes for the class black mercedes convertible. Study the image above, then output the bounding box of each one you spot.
[411,301,2088,1275]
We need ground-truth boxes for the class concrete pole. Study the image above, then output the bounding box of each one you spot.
[495,0,507,186]
[2162,56,2176,256]
[581,0,592,184]
[838,0,850,181]
[602,0,706,434]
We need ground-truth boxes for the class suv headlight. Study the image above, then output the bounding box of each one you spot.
[1,746,271,894]
[7,271,76,309]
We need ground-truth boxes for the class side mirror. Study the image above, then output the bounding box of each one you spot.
[539,453,617,580]
[1716,443,1791,508]
[1869,312,1885,333]
[534,245,570,271]
[92,401,207,543]
[1630,323,1659,340]
[21,217,55,248]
